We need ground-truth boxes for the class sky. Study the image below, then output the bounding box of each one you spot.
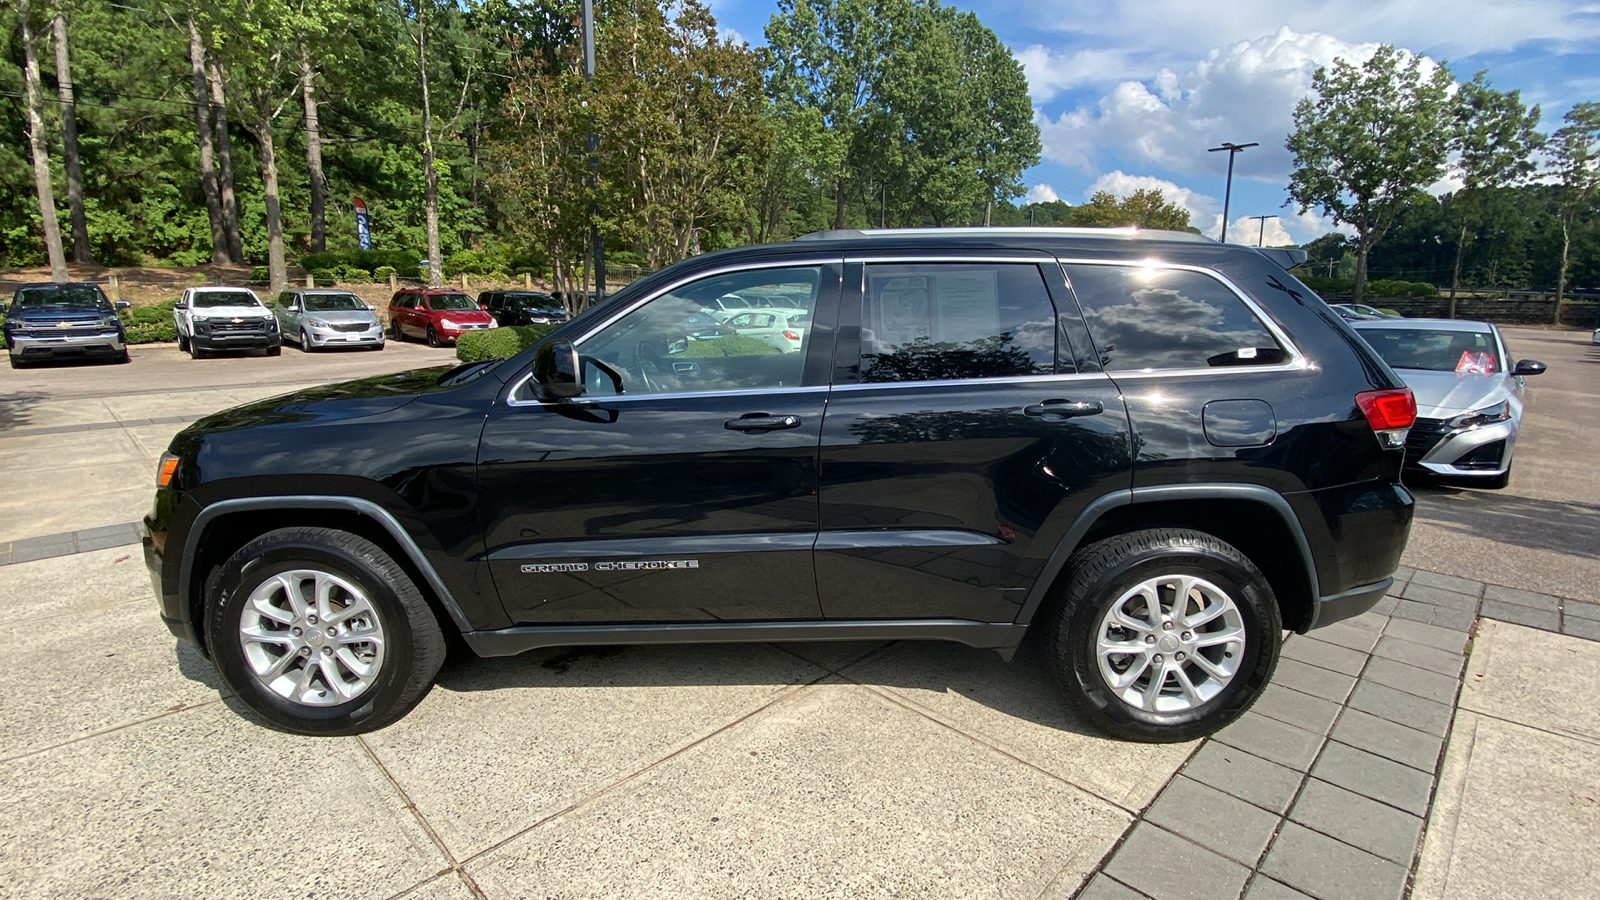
[704,0,1600,246]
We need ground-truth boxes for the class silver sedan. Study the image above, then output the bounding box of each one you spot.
[1352,318,1545,488]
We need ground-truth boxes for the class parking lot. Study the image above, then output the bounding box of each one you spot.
[1,327,1597,899]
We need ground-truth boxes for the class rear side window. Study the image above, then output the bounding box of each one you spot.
[859,263,1056,383]
[1063,264,1286,372]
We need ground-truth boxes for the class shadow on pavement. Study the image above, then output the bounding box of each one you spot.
[1411,482,1600,560]
[0,391,44,432]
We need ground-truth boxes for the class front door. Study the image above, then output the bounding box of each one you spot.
[477,260,842,624]
[816,257,1133,624]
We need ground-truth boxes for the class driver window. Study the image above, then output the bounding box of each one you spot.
[576,265,822,397]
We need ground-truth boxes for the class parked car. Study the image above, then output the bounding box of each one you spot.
[145,227,1416,742]
[1351,318,1544,488]
[271,288,384,351]
[3,282,129,367]
[1332,302,1401,319]
[719,310,806,353]
[389,289,497,346]
[173,286,280,359]
[480,290,567,327]
[1591,326,1599,345]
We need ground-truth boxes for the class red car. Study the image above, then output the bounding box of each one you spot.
[388,289,498,346]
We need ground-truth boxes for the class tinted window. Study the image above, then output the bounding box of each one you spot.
[302,293,366,311]
[1356,327,1500,373]
[574,266,822,397]
[859,263,1056,383]
[428,293,476,311]
[1064,265,1285,371]
[192,290,261,309]
[278,292,297,306]
[14,286,111,310]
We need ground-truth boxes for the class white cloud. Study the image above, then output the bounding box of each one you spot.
[1027,0,1600,60]
[1085,170,1220,228]
[1025,183,1060,204]
[1039,28,1392,179]
[1016,45,1141,102]
[1224,215,1296,247]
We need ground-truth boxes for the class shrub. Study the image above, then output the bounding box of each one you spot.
[310,269,339,287]
[374,265,397,281]
[124,321,176,344]
[249,266,270,284]
[121,299,178,326]
[677,335,779,357]
[343,267,373,283]
[300,250,421,279]
[455,324,559,363]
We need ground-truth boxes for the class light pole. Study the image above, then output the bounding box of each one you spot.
[1207,141,1257,243]
[1247,214,1279,247]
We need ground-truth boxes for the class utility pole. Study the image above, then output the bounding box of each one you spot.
[1247,214,1279,247]
[581,0,605,302]
[1208,141,1257,243]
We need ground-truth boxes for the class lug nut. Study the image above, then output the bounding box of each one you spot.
[299,647,311,656]
[1182,631,1192,640]
[306,615,318,625]
[1175,652,1187,661]
[291,627,303,637]
[1144,635,1156,645]
[1162,621,1174,631]
[322,646,333,655]
[1152,654,1163,663]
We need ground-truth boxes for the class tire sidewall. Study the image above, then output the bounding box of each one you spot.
[208,538,418,734]
[1066,543,1278,740]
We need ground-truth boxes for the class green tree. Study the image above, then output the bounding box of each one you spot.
[1287,45,1455,303]
[1068,189,1192,230]
[1446,72,1542,312]
[1549,103,1600,312]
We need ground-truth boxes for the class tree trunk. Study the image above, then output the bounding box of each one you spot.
[416,12,443,287]
[208,61,244,262]
[1352,238,1372,305]
[300,43,327,254]
[1556,216,1571,325]
[255,102,287,292]
[187,18,228,264]
[50,14,90,264]
[20,0,68,282]
[832,159,848,229]
[1448,220,1467,316]
[983,197,993,227]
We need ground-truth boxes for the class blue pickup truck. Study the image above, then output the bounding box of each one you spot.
[2,282,130,368]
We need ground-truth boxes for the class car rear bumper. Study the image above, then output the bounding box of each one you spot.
[1309,577,1392,629]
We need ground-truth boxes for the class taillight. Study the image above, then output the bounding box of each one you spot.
[783,330,800,341]
[1355,388,1415,449]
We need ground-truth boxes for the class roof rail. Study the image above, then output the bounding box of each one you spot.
[794,226,1212,243]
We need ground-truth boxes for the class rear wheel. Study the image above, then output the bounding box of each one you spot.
[206,527,446,735]
[1046,528,1280,743]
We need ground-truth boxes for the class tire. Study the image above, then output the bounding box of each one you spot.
[1045,528,1281,743]
[177,333,190,352]
[188,339,206,360]
[206,527,446,736]
[390,320,404,341]
[114,349,131,364]
[1483,465,1512,490]
[300,329,314,352]
[8,354,23,369]
[267,344,282,357]
[426,326,441,348]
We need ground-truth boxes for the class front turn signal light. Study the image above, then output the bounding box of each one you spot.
[156,454,180,488]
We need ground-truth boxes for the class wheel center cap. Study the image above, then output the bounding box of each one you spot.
[306,629,324,646]
[1158,634,1180,653]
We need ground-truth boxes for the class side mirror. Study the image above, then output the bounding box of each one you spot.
[531,340,583,401]
[480,303,489,310]
[172,301,186,310]
[366,304,376,311]
[115,300,131,309]
[1512,359,1546,377]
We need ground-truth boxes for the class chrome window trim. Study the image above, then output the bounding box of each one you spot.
[845,253,1056,264]
[505,381,827,408]
[1054,257,1309,376]
[831,371,1110,393]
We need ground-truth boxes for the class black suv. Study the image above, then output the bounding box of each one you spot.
[143,228,1416,741]
[480,289,568,327]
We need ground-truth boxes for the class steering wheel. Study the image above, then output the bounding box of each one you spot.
[635,342,668,394]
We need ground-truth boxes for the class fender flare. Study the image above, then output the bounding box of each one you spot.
[179,495,474,637]
[1012,483,1320,633]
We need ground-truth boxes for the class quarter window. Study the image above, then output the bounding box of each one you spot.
[1063,265,1286,372]
[573,266,823,397]
[859,263,1056,383]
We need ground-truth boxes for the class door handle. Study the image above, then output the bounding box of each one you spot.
[725,414,802,432]
[1024,399,1104,419]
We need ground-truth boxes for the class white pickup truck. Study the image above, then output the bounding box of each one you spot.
[173,286,282,359]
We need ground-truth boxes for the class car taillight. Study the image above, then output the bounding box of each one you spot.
[783,330,800,341]
[1355,388,1415,450]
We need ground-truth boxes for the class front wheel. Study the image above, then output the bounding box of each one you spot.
[188,339,205,360]
[206,527,446,735]
[299,329,314,352]
[1483,464,1512,490]
[426,326,441,348]
[1046,528,1280,743]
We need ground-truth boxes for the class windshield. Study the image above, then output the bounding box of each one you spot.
[505,292,551,306]
[428,293,476,311]
[193,290,261,309]
[1360,327,1501,373]
[302,293,367,312]
[13,286,110,310]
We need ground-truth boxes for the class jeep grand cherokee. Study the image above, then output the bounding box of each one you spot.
[143,227,1415,742]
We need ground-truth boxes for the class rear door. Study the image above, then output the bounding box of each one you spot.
[477,259,843,624]
[815,254,1132,624]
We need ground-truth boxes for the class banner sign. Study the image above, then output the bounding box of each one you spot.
[353,196,371,250]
